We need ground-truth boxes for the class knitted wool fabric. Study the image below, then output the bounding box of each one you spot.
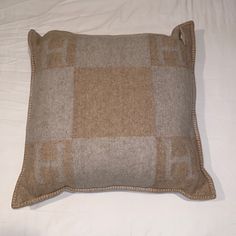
[12,21,216,209]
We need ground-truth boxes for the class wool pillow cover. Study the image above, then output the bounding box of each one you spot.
[12,21,216,208]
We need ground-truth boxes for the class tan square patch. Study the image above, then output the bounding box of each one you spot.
[154,136,200,189]
[149,35,188,67]
[31,141,74,186]
[40,33,76,69]
[15,141,75,202]
[73,67,156,138]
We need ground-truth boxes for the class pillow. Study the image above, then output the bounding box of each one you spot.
[12,21,216,208]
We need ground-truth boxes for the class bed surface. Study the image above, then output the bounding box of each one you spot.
[0,0,236,235]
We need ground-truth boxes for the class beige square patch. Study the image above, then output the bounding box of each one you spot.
[39,32,76,69]
[73,67,156,138]
[149,34,188,67]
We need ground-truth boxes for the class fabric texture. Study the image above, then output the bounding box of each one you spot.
[12,20,216,209]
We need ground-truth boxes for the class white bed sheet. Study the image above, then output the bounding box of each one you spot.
[0,0,236,235]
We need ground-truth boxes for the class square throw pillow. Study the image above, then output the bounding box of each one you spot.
[12,21,216,208]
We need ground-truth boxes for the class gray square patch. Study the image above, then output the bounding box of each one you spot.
[71,136,157,188]
[26,67,74,143]
[75,34,151,67]
[152,67,194,137]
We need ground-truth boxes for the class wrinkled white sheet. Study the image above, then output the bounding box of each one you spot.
[0,0,236,235]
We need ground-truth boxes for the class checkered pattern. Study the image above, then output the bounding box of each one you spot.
[12,21,216,208]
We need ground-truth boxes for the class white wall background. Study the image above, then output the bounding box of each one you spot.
[0,0,236,235]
